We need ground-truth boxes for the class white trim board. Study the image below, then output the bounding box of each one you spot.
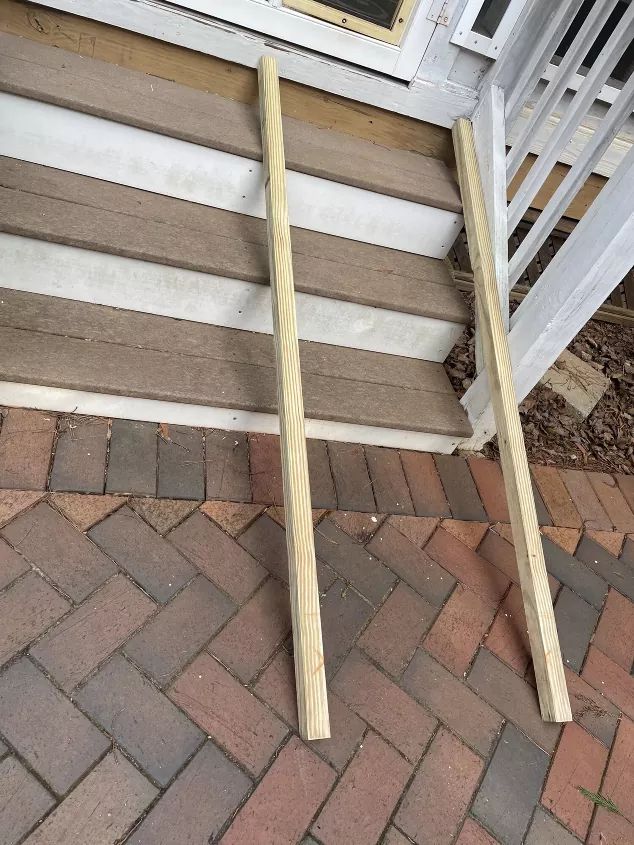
[0,382,462,453]
[1,235,465,362]
[0,94,461,258]
[29,0,477,128]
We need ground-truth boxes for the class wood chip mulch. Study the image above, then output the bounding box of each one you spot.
[445,294,634,475]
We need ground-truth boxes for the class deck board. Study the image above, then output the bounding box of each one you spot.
[0,33,461,213]
[0,158,469,325]
[0,290,471,437]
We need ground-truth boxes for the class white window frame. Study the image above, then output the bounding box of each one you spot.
[171,0,438,79]
[450,0,626,104]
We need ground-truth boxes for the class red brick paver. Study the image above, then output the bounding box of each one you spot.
[542,721,609,839]
[0,420,633,845]
[312,732,412,845]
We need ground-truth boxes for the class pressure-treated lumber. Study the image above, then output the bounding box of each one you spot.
[452,118,571,723]
[258,55,329,740]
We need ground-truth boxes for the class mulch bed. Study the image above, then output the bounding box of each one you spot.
[445,294,634,474]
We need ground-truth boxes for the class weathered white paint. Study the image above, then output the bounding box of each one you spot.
[1,235,465,362]
[472,84,508,329]
[507,104,632,180]
[0,94,462,258]
[505,0,621,182]
[461,141,634,449]
[506,0,634,234]
[30,0,477,128]
[0,382,462,453]
[485,0,584,125]
[509,69,634,287]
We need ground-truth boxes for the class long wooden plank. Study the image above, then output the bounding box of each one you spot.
[258,55,329,740]
[0,158,469,325]
[0,0,452,160]
[0,32,461,213]
[452,118,571,724]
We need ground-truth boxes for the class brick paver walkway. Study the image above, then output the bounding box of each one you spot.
[0,409,633,844]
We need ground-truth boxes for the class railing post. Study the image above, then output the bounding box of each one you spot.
[258,55,330,741]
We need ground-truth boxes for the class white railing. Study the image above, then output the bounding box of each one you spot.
[460,0,634,447]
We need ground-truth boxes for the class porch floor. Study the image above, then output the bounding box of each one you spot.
[0,410,633,845]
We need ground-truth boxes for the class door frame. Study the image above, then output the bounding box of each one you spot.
[173,0,438,79]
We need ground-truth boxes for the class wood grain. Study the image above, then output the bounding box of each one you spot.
[0,0,452,160]
[258,55,329,739]
[452,118,572,724]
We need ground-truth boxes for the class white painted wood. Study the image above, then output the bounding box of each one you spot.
[483,0,583,126]
[176,0,401,74]
[0,235,465,362]
[506,0,621,182]
[507,1,634,234]
[472,85,508,330]
[504,0,584,127]
[507,103,632,179]
[450,0,527,59]
[0,382,462,453]
[461,141,634,449]
[0,95,462,258]
[173,0,437,80]
[30,0,477,128]
[509,69,634,287]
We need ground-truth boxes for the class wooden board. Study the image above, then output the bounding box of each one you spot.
[0,31,461,212]
[0,288,472,437]
[453,118,571,724]
[258,54,328,740]
[0,0,452,161]
[0,158,469,325]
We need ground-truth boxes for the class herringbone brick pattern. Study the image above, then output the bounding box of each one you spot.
[0,409,633,844]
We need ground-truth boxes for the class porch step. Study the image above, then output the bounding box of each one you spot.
[0,159,469,362]
[0,289,473,452]
[0,33,461,213]
[0,158,469,325]
[0,34,463,258]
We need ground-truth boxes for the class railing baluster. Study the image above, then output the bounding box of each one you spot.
[499,0,585,128]
[509,70,634,288]
[506,0,620,183]
[507,1,634,235]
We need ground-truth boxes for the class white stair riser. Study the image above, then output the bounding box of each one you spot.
[1,235,465,362]
[0,382,461,453]
[0,93,462,258]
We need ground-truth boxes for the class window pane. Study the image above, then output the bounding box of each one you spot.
[314,0,403,28]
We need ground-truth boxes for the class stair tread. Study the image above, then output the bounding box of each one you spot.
[0,33,462,213]
[0,158,470,325]
[0,289,472,438]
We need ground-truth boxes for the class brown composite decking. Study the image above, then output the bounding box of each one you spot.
[0,32,462,213]
[0,158,470,326]
[0,289,472,437]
